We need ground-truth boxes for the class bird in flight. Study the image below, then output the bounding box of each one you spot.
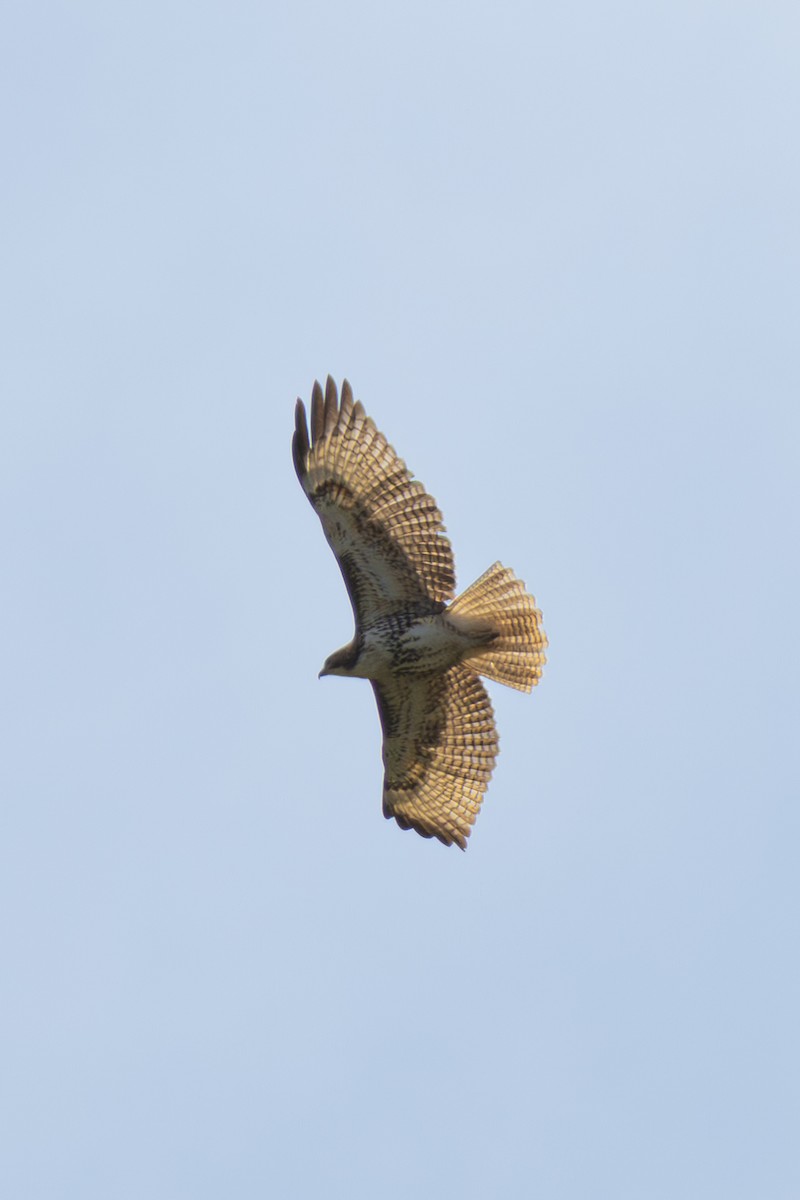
[293,377,547,849]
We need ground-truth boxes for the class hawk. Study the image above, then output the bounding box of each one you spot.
[293,377,547,849]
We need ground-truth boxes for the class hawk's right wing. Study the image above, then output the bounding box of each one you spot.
[372,663,499,850]
[293,377,456,625]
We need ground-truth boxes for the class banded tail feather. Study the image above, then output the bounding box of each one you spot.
[450,562,547,693]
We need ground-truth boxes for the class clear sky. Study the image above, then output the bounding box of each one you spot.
[2,2,798,1197]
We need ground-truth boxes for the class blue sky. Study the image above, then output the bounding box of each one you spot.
[2,2,798,1196]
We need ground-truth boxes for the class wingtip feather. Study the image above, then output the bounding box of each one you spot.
[310,380,325,444]
[292,399,310,481]
[324,375,339,436]
[339,379,354,427]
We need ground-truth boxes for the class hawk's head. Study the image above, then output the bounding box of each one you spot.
[319,640,360,678]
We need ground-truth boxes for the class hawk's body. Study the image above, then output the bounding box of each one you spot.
[293,377,547,849]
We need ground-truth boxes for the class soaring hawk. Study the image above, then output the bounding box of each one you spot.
[293,377,547,849]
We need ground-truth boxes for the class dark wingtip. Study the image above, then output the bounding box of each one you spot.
[310,380,325,445]
[294,398,308,438]
[324,376,339,437]
[296,376,350,478]
[292,399,310,481]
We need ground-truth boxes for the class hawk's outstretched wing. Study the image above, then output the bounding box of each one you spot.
[372,664,499,849]
[293,377,455,623]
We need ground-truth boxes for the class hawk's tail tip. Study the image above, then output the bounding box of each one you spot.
[450,561,547,693]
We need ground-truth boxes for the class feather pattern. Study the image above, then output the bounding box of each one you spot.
[294,377,455,620]
[372,665,498,850]
[450,562,547,691]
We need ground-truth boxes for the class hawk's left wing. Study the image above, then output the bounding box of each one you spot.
[372,663,499,850]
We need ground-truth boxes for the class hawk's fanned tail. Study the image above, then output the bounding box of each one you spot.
[449,562,548,693]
